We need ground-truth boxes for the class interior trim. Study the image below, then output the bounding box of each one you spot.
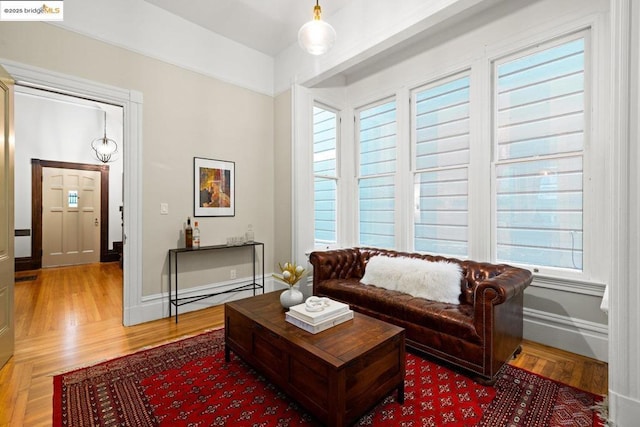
[524,307,608,362]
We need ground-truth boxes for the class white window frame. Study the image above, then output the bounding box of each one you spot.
[489,29,599,283]
[312,102,341,248]
[410,71,472,258]
[355,96,399,249]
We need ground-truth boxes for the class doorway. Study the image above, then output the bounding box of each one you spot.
[3,59,143,327]
[13,86,124,272]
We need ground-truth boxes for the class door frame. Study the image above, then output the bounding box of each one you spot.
[30,159,112,269]
[2,58,144,326]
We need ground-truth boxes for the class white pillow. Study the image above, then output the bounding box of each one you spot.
[361,256,462,304]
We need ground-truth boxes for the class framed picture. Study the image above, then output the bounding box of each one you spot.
[194,157,235,217]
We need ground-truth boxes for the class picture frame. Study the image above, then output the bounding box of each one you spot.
[194,157,235,217]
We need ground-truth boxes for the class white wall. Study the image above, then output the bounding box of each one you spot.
[14,86,123,257]
[274,90,293,267]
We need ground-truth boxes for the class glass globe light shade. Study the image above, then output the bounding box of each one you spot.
[91,110,118,163]
[298,18,336,56]
[91,136,118,163]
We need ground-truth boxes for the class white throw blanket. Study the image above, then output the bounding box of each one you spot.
[361,256,462,304]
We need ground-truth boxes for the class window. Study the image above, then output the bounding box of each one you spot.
[68,190,79,208]
[412,75,470,257]
[357,99,397,248]
[494,36,585,271]
[298,27,599,285]
[313,105,338,246]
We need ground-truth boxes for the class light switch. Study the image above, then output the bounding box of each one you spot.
[160,203,169,215]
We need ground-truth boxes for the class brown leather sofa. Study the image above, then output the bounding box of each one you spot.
[309,247,532,384]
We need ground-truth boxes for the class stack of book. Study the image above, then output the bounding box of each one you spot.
[285,298,354,334]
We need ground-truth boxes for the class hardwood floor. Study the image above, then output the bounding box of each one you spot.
[0,263,608,426]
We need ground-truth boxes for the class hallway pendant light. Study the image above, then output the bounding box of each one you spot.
[91,111,118,163]
[298,0,336,56]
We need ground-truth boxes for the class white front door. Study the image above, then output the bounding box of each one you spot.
[42,167,101,267]
[0,65,15,369]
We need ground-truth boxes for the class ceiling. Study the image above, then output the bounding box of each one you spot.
[143,0,349,57]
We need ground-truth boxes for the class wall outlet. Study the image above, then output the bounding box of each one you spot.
[230,269,237,279]
[160,203,169,215]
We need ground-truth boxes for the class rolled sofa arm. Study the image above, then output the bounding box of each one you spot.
[474,267,532,305]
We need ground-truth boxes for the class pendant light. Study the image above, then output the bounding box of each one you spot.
[91,110,118,163]
[297,0,336,56]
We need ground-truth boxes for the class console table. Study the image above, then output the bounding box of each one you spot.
[168,241,264,323]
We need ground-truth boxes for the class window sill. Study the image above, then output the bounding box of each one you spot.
[530,274,606,297]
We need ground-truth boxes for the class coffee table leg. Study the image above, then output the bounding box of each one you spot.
[397,382,405,404]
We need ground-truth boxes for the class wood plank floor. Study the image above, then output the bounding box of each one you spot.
[0,263,608,426]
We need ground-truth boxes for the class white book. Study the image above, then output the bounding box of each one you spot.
[285,310,354,334]
[288,298,351,324]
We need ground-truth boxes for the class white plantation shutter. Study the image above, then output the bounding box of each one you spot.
[413,76,470,257]
[313,106,338,245]
[358,99,397,248]
[494,36,585,270]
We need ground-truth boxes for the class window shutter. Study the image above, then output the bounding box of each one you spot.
[413,76,470,257]
[494,37,585,270]
[313,106,338,245]
[358,100,397,248]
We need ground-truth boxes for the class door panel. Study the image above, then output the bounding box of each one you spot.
[42,167,100,267]
[0,65,15,369]
[81,175,98,255]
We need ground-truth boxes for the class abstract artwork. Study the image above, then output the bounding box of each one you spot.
[194,157,235,217]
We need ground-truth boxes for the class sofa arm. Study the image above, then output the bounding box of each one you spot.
[309,249,364,285]
[474,267,532,306]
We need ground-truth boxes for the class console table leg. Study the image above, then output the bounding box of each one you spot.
[225,346,230,363]
[397,382,405,404]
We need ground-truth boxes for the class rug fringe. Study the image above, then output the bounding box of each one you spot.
[48,359,110,377]
[591,394,610,426]
[136,327,222,352]
[47,327,224,377]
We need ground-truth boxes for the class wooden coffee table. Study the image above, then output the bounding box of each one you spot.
[225,291,405,427]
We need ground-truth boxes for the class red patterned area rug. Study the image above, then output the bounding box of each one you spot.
[53,329,604,426]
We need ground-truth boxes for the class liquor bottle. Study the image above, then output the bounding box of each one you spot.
[193,221,200,248]
[185,217,193,248]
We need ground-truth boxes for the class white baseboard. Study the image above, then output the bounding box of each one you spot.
[523,307,608,362]
[125,275,284,325]
[609,391,640,426]
[127,285,609,364]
